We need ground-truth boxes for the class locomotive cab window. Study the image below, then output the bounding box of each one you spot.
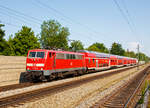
[37,52,45,58]
[28,52,45,58]
[29,52,36,58]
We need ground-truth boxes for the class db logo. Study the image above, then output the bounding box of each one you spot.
[70,62,72,66]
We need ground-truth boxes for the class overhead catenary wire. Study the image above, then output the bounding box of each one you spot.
[115,0,142,48]
[31,0,99,42]
[33,0,111,41]
[0,20,21,28]
[121,0,140,42]
[0,5,42,25]
[112,0,135,35]
[0,2,97,43]
[0,3,95,45]
[34,0,100,35]
[121,0,136,31]
[112,0,142,54]
[0,10,40,28]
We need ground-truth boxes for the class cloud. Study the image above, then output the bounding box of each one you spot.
[127,42,142,52]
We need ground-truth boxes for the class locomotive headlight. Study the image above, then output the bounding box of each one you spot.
[36,64,44,67]
[41,68,43,70]
[27,63,33,66]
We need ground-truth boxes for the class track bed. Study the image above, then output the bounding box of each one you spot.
[0,65,146,108]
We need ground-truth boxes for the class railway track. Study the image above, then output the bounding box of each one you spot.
[91,65,150,108]
[0,65,137,92]
[0,82,39,92]
[0,65,140,107]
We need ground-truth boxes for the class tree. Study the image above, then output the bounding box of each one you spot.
[69,40,84,51]
[87,42,108,53]
[40,20,70,50]
[110,42,125,56]
[0,24,6,54]
[124,50,136,58]
[137,52,149,62]
[4,26,40,56]
[3,35,15,56]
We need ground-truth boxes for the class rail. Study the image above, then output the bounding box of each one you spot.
[124,67,149,108]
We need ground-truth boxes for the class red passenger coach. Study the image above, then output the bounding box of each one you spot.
[110,55,118,67]
[26,49,86,81]
[78,50,110,70]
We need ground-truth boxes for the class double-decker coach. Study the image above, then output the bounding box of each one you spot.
[78,50,110,70]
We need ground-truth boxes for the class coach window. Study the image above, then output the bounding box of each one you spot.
[66,54,69,59]
[78,55,82,59]
[72,54,75,59]
[75,55,78,59]
[93,58,95,63]
[56,53,65,59]
[69,54,72,59]
[70,54,72,59]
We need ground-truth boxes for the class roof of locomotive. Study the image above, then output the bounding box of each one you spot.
[28,49,84,55]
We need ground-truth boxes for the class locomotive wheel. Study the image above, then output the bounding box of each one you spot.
[57,72,64,78]
[73,71,78,77]
[46,74,56,81]
[78,70,83,75]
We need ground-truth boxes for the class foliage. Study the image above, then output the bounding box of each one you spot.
[137,52,149,62]
[110,42,125,56]
[3,35,15,56]
[0,24,6,54]
[138,80,150,104]
[40,20,70,50]
[124,50,136,58]
[69,40,84,51]
[4,26,40,56]
[87,42,109,53]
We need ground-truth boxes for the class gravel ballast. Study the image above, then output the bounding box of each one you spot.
[7,65,147,108]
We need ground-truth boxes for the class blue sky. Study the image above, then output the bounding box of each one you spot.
[0,0,150,56]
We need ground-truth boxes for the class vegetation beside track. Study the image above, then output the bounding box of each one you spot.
[0,21,149,62]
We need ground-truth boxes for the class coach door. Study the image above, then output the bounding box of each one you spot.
[96,60,98,68]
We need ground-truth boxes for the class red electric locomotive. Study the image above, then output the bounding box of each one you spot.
[25,49,86,81]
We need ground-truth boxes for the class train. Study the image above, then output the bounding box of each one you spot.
[21,49,138,82]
